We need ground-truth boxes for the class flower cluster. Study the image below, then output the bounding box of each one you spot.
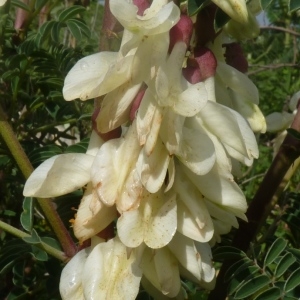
[23,0,266,299]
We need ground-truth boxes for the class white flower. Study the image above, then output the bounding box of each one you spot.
[73,183,117,242]
[23,132,117,242]
[215,61,266,133]
[91,122,143,212]
[117,189,177,249]
[0,0,6,6]
[59,247,89,300]
[60,236,143,300]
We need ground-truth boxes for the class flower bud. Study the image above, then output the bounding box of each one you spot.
[130,87,147,121]
[169,14,194,52]
[183,47,217,83]
[133,0,150,16]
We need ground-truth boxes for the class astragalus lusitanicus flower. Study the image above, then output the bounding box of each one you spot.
[24,0,266,299]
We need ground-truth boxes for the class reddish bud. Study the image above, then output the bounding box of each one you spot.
[169,14,194,52]
[77,239,91,251]
[194,46,217,79]
[182,63,201,84]
[130,87,146,121]
[183,47,217,83]
[224,43,248,73]
[133,0,150,16]
[96,222,115,241]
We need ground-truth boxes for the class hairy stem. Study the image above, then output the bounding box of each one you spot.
[0,105,77,258]
[0,220,68,262]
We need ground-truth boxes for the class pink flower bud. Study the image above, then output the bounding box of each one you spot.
[183,47,217,83]
[169,14,194,52]
[130,86,147,121]
[133,0,150,16]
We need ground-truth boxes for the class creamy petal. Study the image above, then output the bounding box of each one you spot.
[82,237,143,300]
[217,62,259,104]
[168,232,202,281]
[141,247,181,297]
[137,138,170,193]
[23,154,94,198]
[63,52,118,101]
[60,248,89,300]
[73,184,117,242]
[110,0,180,36]
[92,124,141,206]
[117,191,177,249]
[97,82,142,133]
[175,82,208,116]
[176,127,216,175]
[197,101,258,162]
[266,112,294,132]
[181,163,247,218]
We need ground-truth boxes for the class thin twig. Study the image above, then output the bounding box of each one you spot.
[260,26,300,37]
[247,63,300,75]
[0,105,77,258]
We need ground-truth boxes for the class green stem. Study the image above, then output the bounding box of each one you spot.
[0,220,68,262]
[0,105,77,258]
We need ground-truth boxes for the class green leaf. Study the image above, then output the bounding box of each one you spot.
[66,19,90,41]
[58,5,86,22]
[0,240,31,275]
[66,19,82,41]
[228,266,261,296]
[289,0,300,12]
[22,229,42,245]
[187,0,207,16]
[30,245,48,261]
[51,21,65,43]
[35,0,49,10]
[213,246,246,262]
[224,258,254,283]
[7,287,28,300]
[11,0,30,11]
[287,248,300,261]
[284,267,300,293]
[214,7,230,31]
[28,145,62,167]
[264,238,287,266]
[275,252,297,278]
[20,197,34,232]
[234,275,271,299]
[285,284,300,298]
[2,210,16,217]
[65,138,89,154]
[253,287,281,300]
[2,69,20,80]
[35,20,56,47]
[40,237,62,251]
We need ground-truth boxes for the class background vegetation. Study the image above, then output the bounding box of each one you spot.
[0,0,300,299]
